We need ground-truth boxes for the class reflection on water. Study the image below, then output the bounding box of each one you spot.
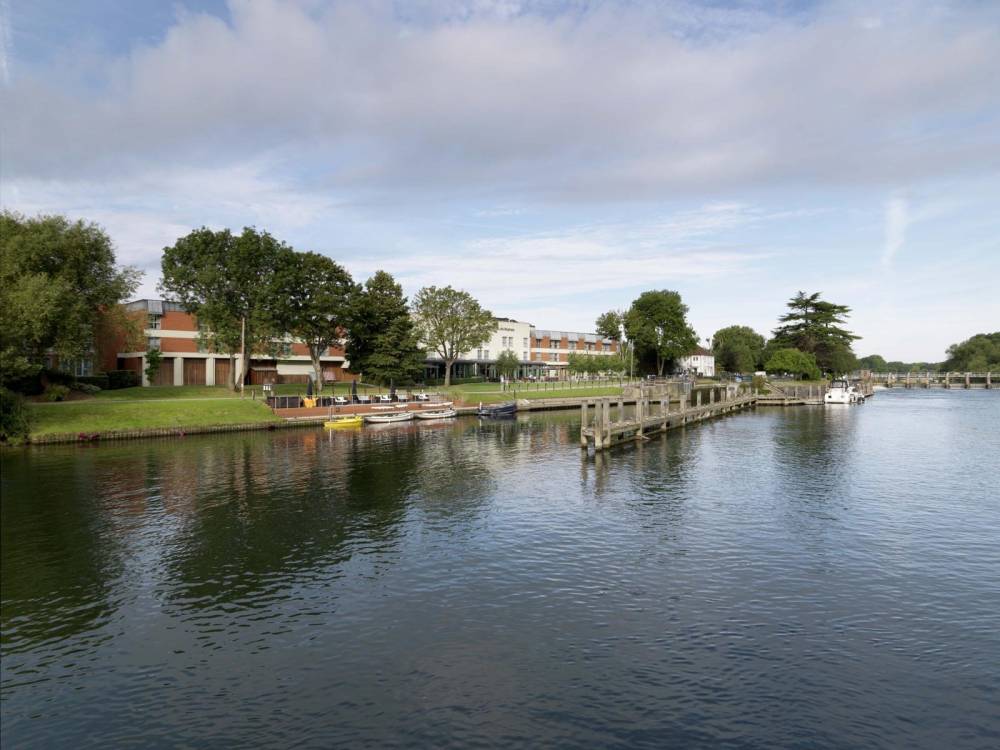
[2,392,999,748]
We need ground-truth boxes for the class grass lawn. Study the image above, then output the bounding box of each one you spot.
[29,399,279,436]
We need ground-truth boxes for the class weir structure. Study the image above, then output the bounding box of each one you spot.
[870,371,993,389]
[580,386,757,453]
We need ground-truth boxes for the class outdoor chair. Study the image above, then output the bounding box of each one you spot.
[334,396,349,406]
[376,394,392,403]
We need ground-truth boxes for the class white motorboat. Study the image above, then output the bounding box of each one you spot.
[364,412,415,424]
[825,379,861,404]
[415,409,457,420]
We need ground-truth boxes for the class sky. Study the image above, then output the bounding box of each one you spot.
[1,0,998,362]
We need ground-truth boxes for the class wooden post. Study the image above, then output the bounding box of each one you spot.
[580,400,589,448]
[637,398,644,438]
[965,372,970,389]
[988,372,992,389]
[618,398,624,423]
[695,390,702,407]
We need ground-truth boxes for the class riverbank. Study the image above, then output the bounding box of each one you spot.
[16,382,632,444]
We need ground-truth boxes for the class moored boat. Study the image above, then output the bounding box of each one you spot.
[477,401,517,418]
[825,379,861,404]
[324,415,363,428]
[364,412,415,424]
[415,409,457,420]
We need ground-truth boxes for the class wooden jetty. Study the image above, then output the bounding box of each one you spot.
[870,371,993,389]
[580,386,757,453]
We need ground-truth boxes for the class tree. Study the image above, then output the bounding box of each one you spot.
[495,351,520,379]
[160,227,287,390]
[857,354,889,372]
[624,290,698,376]
[411,285,495,387]
[596,309,634,377]
[942,332,1000,371]
[770,291,859,373]
[765,348,822,380]
[346,271,424,385]
[272,251,357,393]
[712,325,766,373]
[145,348,163,384]
[0,211,140,386]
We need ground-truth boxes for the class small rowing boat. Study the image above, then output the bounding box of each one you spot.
[364,412,414,424]
[415,409,457,420]
[324,415,363,429]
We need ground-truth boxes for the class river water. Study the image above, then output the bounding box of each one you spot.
[2,389,999,748]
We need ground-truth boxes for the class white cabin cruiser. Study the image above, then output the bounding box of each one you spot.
[825,379,862,404]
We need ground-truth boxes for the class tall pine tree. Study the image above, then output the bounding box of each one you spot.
[770,291,858,374]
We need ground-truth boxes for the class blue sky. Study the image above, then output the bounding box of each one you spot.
[2,0,998,361]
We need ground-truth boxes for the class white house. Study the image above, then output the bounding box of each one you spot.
[678,347,715,377]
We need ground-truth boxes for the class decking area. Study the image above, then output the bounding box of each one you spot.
[580,387,757,453]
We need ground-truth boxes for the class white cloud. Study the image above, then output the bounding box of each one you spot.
[882,194,909,267]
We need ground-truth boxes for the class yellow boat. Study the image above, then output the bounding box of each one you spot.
[323,415,363,429]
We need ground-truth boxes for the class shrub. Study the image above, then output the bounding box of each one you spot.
[42,384,71,402]
[76,374,110,390]
[0,387,32,443]
[106,370,140,389]
[72,382,102,394]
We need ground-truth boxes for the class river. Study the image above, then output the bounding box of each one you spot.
[2,389,999,748]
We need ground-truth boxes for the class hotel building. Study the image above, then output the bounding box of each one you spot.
[114,300,356,387]
[102,301,621,386]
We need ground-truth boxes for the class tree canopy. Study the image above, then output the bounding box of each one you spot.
[411,285,495,386]
[712,325,766,373]
[346,271,424,385]
[624,290,698,376]
[857,354,889,372]
[273,251,357,392]
[595,309,634,376]
[160,226,287,389]
[495,351,520,379]
[770,291,858,374]
[942,332,1000,371]
[764,347,822,380]
[0,211,140,386]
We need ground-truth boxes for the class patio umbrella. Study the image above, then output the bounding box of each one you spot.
[351,380,358,402]
[306,376,314,397]
[389,379,396,401]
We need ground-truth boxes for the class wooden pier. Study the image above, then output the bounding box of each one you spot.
[580,387,757,453]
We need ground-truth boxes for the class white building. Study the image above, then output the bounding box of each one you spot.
[678,347,715,377]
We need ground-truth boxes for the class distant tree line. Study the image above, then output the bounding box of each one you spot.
[858,332,1000,373]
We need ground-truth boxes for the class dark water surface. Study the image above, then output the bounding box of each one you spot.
[2,390,999,748]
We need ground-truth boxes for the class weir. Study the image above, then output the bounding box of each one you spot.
[871,371,994,389]
[580,386,757,453]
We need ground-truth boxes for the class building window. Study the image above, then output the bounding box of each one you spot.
[550,352,558,362]
[536,339,543,347]
[568,342,576,350]
[147,337,161,351]
[148,314,161,330]
[523,351,528,361]
[523,337,528,348]
[603,343,610,352]
[483,349,489,360]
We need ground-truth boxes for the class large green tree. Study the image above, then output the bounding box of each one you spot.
[0,211,140,386]
[411,285,495,387]
[160,227,287,389]
[495,350,520,379]
[770,291,858,374]
[712,325,766,374]
[942,332,1000,371]
[273,251,357,392]
[624,290,698,376]
[346,271,424,385]
[765,347,822,380]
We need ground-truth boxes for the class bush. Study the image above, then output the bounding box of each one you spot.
[0,387,32,443]
[106,370,140,389]
[42,384,71,402]
[72,382,102,394]
[76,374,110,390]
